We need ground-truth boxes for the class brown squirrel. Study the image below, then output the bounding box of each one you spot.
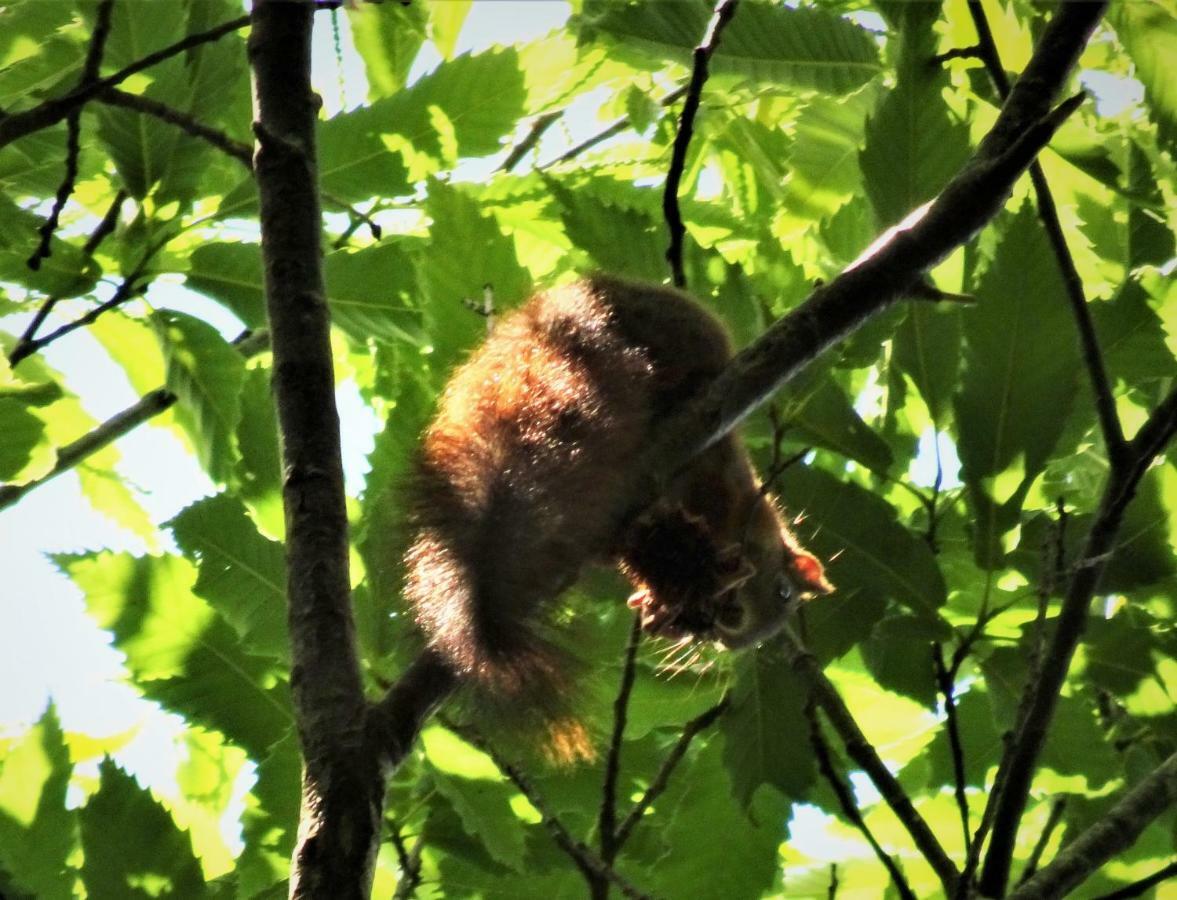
[404,274,831,756]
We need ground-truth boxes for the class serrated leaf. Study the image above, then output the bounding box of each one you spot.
[1093,279,1177,393]
[778,465,949,621]
[0,707,74,900]
[168,494,289,661]
[1126,141,1175,269]
[425,766,527,871]
[781,90,875,224]
[778,369,894,474]
[320,47,525,201]
[0,196,101,298]
[79,760,206,900]
[234,365,284,536]
[579,1,880,95]
[860,615,940,708]
[721,649,814,807]
[154,309,244,483]
[860,10,971,227]
[237,732,300,899]
[954,205,1079,493]
[59,551,292,758]
[547,176,666,282]
[417,181,532,368]
[184,243,267,328]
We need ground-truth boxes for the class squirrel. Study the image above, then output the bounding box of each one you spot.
[404,274,832,758]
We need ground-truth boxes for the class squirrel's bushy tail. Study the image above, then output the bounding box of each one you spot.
[404,529,594,762]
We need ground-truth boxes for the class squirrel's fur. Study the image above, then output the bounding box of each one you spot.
[404,275,831,758]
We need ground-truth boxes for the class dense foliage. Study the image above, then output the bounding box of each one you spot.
[0,0,1174,897]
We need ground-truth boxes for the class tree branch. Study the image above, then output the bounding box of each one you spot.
[965,0,1127,466]
[1094,860,1177,900]
[599,617,642,869]
[249,4,375,897]
[0,15,250,150]
[540,85,687,170]
[663,0,739,288]
[613,696,729,852]
[781,626,960,894]
[981,380,1177,895]
[0,388,175,512]
[451,725,651,900]
[805,702,917,900]
[933,643,972,856]
[26,0,115,271]
[97,88,253,165]
[1005,753,1177,900]
[1017,797,1065,885]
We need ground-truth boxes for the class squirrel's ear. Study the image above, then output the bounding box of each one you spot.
[790,551,834,598]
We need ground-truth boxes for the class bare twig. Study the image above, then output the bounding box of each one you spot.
[805,702,917,900]
[931,45,983,65]
[1017,797,1066,885]
[933,643,972,856]
[389,819,423,900]
[541,85,687,169]
[97,88,252,165]
[965,0,1126,466]
[613,697,728,850]
[500,110,561,173]
[599,617,642,865]
[1094,860,1177,899]
[781,626,959,894]
[981,382,1177,896]
[663,0,739,288]
[27,0,115,271]
[321,192,382,242]
[0,15,251,150]
[827,863,839,899]
[450,725,651,900]
[1006,752,1177,900]
[0,389,175,512]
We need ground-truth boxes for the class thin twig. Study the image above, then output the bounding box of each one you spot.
[27,0,115,271]
[780,626,960,894]
[1094,860,1177,899]
[9,274,146,367]
[1017,797,1066,885]
[450,725,651,900]
[805,702,917,900]
[97,88,253,165]
[599,617,642,864]
[82,189,128,256]
[321,192,382,241]
[933,644,972,857]
[613,697,728,850]
[932,45,983,65]
[389,819,423,900]
[500,111,561,173]
[965,0,1127,466]
[663,0,739,288]
[827,863,839,900]
[0,389,176,512]
[0,14,250,150]
[541,85,688,170]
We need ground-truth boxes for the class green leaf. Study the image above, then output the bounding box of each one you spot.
[348,0,428,98]
[954,205,1080,499]
[320,47,525,201]
[168,494,289,661]
[324,242,426,346]
[238,732,300,899]
[0,196,101,298]
[860,615,940,708]
[1110,2,1177,150]
[59,552,292,758]
[777,465,949,621]
[79,760,206,899]
[547,176,666,283]
[0,398,47,481]
[778,369,894,475]
[721,649,815,807]
[1125,142,1175,269]
[417,181,532,368]
[894,305,963,425]
[234,365,284,536]
[428,0,472,60]
[185,243,267,328]
[1094,279,1177,391]
[0,707,75,900]
[154,309,245,483]
[0,1,82,110]
[578,1,880,95]
[860,7,971,227]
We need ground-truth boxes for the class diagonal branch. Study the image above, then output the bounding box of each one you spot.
[449,724,651,900]
[1005,752,1177,900]
[933,643,972,856]
[540,85,688,170]
[97,88,253,165]
[663,0,739,288]
[613,696,729,851]
[0,388,175,513]
[0,14,250,150]
[965,0,1127,466]
[782,625,960,894]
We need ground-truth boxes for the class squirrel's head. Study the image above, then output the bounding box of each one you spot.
[710,502,834,650]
